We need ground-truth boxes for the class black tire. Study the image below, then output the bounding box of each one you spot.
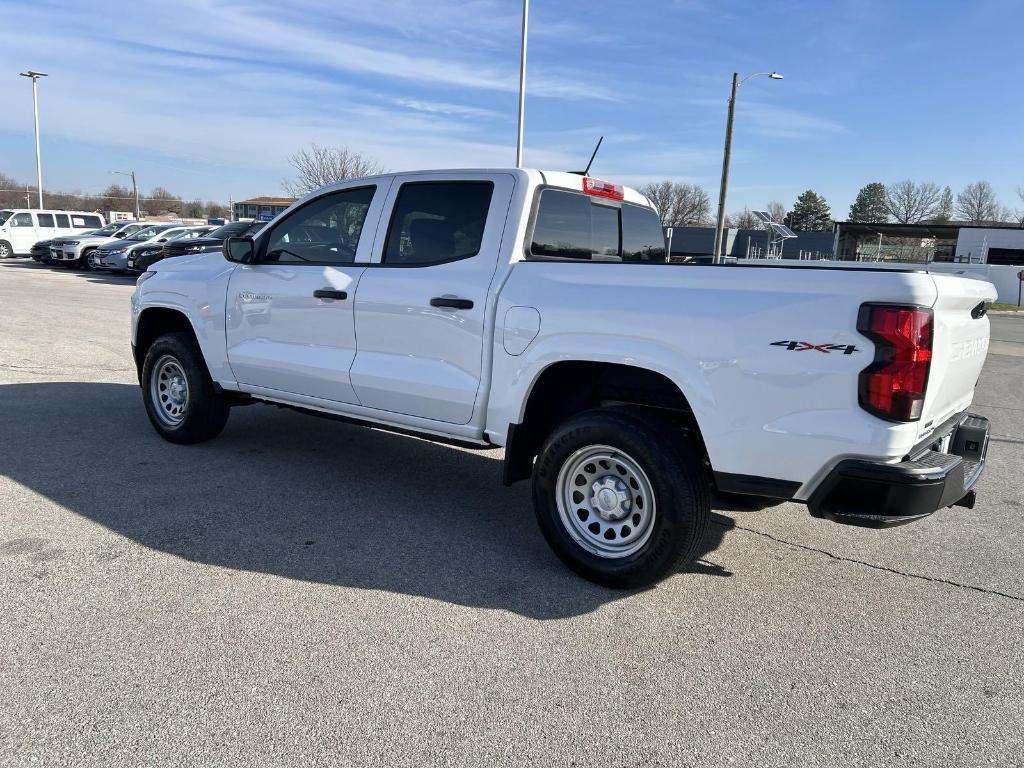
[141,332,230,444]
[0,240,12,259]
[78,249,94,271]
[532,407,711,589]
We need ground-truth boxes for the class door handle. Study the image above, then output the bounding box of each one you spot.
[313,288,348,300]
[430,296,474,310]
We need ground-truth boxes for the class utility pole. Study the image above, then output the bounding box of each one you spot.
[19,70,48,209]
[515,0,529,168]
[111,170,140,220]
[711,71,783,264]
[712,73,739,264]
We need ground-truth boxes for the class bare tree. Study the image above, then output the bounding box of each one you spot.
[955,181,1001,224]
[282,144,385,196]
[885,180,941,224]
[639,181,711,227]
[182,199,206,218]
[766,201,787,223]
[730,208,761,229]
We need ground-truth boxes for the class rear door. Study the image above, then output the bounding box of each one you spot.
[350,172,515,424]
[225,183,388,404]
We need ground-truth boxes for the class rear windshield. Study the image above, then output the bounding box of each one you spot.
[529,189,665,262]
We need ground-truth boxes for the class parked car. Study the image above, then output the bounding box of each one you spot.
[0,209,105,258]
[31,239,57,262]
[93,224,191,272]
[155,220,265,264]
[126,226,217,274]
[130,168,997,587]
[48,220,145,268]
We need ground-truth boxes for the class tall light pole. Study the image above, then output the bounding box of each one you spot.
[19,70,48,209]
[112,170,140,220]
[711,71,783,264]
[515,0,529,168]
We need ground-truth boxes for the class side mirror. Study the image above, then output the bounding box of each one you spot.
[224,236,255,263]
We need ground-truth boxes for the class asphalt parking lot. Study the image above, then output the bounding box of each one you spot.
[1,259,1022,767]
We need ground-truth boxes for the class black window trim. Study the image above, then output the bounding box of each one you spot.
[253,184,377,266]
[374,179,496,269]
[523,185,666,264]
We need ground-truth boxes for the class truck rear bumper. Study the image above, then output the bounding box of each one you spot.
[808,413,990,527]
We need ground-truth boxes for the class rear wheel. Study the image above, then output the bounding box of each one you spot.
[532,408,711,588]
[141,332,230,444]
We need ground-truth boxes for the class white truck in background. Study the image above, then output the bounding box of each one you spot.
[130,169,996,587]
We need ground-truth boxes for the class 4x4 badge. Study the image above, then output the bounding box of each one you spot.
[771,340,860,355]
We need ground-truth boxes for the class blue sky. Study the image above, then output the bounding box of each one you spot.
[1,0,1021,216]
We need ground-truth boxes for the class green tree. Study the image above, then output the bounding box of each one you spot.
[848,182,889,223]
[785,190,833,231]
[934,186,954,223]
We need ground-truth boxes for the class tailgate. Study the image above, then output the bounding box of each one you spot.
[919,273,998,439]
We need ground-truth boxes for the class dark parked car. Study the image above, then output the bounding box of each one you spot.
[130,221,264,272]
[30,239,55,262]
[124,226,217,274]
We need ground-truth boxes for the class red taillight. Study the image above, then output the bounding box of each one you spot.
[858,304,933,422]
[582,177,624,201]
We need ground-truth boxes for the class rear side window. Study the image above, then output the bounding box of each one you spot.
[55,214,69,228]
[383,181,493,266]
[37,213,54,227]
[72,215,101,228]
[530,189,665,262]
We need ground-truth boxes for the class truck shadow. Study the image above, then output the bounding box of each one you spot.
[0,382,733,619]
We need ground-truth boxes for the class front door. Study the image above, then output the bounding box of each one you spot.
[350,173,515,424]
[225,183,387,404]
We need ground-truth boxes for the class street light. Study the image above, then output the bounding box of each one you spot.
[111,170,140,220]
[515,0,529,168]
[18,70,48,209]
[711,71,783,264]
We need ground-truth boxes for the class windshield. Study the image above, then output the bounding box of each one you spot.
[92,222,123,236]
[128,226,167,241]
[0,211,12,226]
[206,221,253,239]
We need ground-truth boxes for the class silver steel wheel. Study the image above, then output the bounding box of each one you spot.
[555,444,656,559]
[0,242,11,258]
[150,355,190,427]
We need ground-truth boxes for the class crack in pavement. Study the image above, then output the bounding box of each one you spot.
[714,520,1024,604]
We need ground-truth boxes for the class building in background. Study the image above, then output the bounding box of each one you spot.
[667,226,834,262]
[232,197,295,222]
[832,222,1024,265]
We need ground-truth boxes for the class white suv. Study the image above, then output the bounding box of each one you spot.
[0,209,105,257]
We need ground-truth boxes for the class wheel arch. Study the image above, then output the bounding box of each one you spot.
[133,306,199,379]
[502,359,710,486]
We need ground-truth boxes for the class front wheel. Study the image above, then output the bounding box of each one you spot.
[141,332,230,444]
[0,240,12,259]
[532,408,711,588]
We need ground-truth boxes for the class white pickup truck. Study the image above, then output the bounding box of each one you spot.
[130,169,996,587]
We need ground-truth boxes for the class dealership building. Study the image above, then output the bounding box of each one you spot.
[232,196,295,222]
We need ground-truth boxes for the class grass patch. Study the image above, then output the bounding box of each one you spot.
[991,302,1024,312]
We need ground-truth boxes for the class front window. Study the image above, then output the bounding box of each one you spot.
[12,213,34,227]
[264,186,374,265]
